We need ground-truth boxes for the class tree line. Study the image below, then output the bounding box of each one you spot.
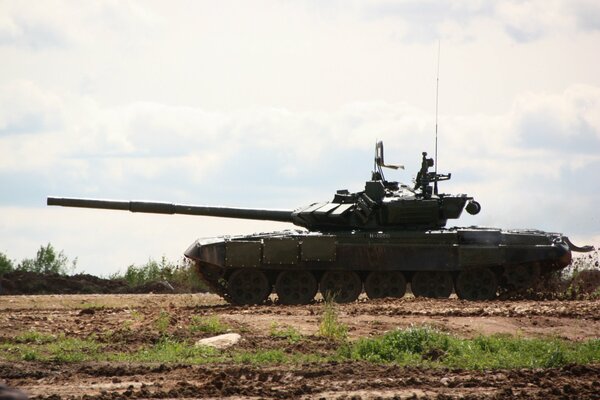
[0,243,76,276]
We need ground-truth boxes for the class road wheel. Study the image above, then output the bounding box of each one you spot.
[364,271,407,299]
[227,269,271,305]
[275,270,318,305]
[411,271,453,298]
[319,270,362,303]
[456,267,498,300]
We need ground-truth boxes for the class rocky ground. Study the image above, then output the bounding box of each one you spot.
[1,294,599,399]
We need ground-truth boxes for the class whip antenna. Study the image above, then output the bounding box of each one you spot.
[434,40,441,196]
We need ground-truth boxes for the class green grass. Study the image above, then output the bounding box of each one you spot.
[113,337,220,363]
[270,323,302,344]
[2,326,599,369]
[318,297,348,341]
[14,330,57,344]
[109,256,208,292]
[155,309,171,335]
[344,326,600,369]
[189,315,230,335]
[1,334,102,362]
[80,302,105,311]
[112,339,322,364]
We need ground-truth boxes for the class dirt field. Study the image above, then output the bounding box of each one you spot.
[1,294,599,399]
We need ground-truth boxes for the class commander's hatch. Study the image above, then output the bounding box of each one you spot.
[372,140,404,192]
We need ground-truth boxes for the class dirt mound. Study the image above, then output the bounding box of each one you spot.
[0,271,181,295]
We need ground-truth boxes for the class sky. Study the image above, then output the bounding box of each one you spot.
[1,0,599,276]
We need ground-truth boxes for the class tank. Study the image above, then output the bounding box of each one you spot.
[47,141,593,304]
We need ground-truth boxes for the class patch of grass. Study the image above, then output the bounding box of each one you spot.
[80,302,104,311]
[318,297,348,341]
[114,337,220,363]
[0,336,102,362]
[47,337,102,362]
[345,326,600,369]
[270,323,302,344]
[155,309,171,336]
[189,315,230,335]
[130,309,144,320]
[14,330,57,344]
[114,340,326,365]
[22,349,40,361]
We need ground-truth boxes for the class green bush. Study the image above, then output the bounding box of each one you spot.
[17,243,76,275]
[112,256,207,292]
[351,326,447,363]
[318,297,348,341]
[0,251,14,275]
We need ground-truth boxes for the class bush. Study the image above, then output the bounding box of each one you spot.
[351,326,447,363]
[318,296,348,341]
[17,243,76,276]
[111,256,207,292]
[0,252,14,275]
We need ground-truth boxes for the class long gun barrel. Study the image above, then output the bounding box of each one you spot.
[47,197,295,223]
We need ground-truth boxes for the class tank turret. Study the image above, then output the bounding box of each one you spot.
[292,142,481,231]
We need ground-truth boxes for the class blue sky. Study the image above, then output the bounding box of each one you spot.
[1,0,599,275]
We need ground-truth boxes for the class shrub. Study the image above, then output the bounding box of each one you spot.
[0,251,14,275]
[17,243,77,275]
[112,256,207,292]
[318,296,348,341]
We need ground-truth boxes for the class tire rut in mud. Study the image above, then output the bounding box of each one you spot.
[3,362,600,399]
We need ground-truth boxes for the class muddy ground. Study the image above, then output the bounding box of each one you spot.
[1,294,599,399]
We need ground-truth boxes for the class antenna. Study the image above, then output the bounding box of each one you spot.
[434,40,441,196]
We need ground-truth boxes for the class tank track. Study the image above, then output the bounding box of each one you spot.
[196,260,564,305]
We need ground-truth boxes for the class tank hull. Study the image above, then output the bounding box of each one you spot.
[185,228,572,304]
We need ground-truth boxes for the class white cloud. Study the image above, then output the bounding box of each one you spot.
[569,0,600,32]
[0,80,64,136]
[0,0,160,50]
[362,0,600,43]
[511,85,600,154]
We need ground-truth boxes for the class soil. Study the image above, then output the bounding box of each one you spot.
[1,294,599,399]
[0,272,196,295]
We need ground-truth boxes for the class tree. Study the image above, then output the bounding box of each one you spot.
[17,243,77,275]
[0,251,14,275]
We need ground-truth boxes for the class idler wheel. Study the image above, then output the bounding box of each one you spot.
[411,271,453,298]
[275,270,318,305]
[227,269,271,305]
[456,267,498,301]
[504,264,540,290]
[319,270,362,303]
[364,271,407,299]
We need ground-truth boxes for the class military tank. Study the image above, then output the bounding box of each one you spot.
[48,141,593,304]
